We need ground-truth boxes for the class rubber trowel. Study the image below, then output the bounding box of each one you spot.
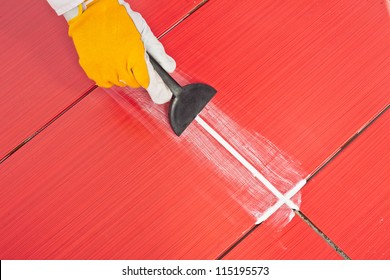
[149,55,217,136]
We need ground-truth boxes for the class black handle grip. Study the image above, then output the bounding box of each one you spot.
[148,54,182,97]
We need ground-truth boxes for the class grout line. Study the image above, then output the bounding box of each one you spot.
[163,4,388,256]
[216,224,261,260]
[290,105,389,260]
[0,85,97,165]
[200,104,388,258]
[285,178,307,201]
[158,0,210,39]
[217,179,307,259]
[256,178,306,224]
[195,116,301,214]
[195,116,308,259]
[5,0,380,259]
[294,209,351,260]
[255,200,286,224]
[306,104,390,182]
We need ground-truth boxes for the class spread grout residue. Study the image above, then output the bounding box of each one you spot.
[105,79,306,226]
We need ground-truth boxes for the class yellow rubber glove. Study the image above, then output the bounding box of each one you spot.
[67,0,176,104]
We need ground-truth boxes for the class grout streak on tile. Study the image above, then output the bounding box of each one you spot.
[106,83,306,225]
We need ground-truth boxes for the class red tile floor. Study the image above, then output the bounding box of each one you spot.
[0,0,389,259]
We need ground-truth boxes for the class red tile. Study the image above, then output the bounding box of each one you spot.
[2,0,388,260]
[161,0,390,177]
[0,1,93,158]
[223,206,342,259]
[0,0,204,159]
[0,87,283,259]
[294,109,390,259]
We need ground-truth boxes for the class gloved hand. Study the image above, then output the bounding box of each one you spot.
[67,0,176,104]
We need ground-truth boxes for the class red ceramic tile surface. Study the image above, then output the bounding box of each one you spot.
[295,109,390,259]
[2,0,388,260]
[223,207,342,259]
[0,0,204,159]
[0,1,93,158]
[161,0,390,178]
[0,87,284,259]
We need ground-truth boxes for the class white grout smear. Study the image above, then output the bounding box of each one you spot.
[199,106,306,195]
[104,76,305,226]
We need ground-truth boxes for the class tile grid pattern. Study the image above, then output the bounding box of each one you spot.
[2,0,388,259]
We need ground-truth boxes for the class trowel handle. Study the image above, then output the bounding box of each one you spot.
[148,54,182,97]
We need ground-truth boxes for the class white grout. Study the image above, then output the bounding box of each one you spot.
[195,115,306,222]
[109,87,306,223]
[255,199,285,224]
[285,179,307,201]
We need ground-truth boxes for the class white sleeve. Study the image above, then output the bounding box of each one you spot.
[47,0,84,15]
